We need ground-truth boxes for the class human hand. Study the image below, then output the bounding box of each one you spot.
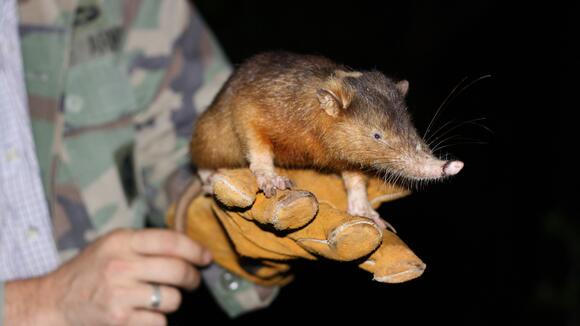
[167,168,425,286]
[5,229,211,326]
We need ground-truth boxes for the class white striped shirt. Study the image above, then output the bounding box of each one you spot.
[0,0,60,281]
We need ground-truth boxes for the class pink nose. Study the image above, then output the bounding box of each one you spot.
[442,160,464,176]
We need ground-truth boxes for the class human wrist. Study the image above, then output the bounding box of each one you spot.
[1,281,5,326]
[4,274,64,326]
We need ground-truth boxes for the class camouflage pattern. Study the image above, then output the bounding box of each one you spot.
[203,263,280,318]
[19,0,231,258]
[16,0,272,317]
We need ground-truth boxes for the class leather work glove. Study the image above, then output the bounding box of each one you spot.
[167,168,426,286]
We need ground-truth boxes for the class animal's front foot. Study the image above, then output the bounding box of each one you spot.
[348,200,396,233]
[254,170,293,197]
[198,169,216,195]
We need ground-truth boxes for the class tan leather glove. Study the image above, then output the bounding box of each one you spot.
[167,168,426,286]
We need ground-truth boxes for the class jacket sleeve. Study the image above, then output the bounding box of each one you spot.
[131,4,279,317]
[202,264,279,318]
[132,3,231,227]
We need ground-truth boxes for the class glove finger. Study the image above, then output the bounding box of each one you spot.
[212,169,259,208]
[290,203,382,261]
[211,202,316,260]
[249,189,318,230]
[358,231,426,283]
[213,169,319,231]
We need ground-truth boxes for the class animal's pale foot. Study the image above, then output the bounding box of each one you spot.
[254,171,293,197]
[370,216,396,234]
[348,201,396,233]
[201,184,214,195]
[198,169,216,195]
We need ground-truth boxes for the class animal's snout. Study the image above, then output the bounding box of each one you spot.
[442,160,464,176]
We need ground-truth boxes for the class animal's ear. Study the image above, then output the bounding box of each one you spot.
[317,75,355,117]
[317,88,343,117]
[396,80,409,96]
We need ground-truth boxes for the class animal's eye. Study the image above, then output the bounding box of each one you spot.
[373,133,382,140]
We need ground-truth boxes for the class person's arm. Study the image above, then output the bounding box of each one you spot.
[1,281,4,326]
[3,277,58,325]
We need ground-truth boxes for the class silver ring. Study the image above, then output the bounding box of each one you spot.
[150,284,161,309]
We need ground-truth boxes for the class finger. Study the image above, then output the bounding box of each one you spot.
[131,257,202,290]
[131,283,182,313]
[127,310,167,326]
[130,229,212,266]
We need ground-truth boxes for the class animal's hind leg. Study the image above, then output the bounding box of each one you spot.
[342,171,396,233]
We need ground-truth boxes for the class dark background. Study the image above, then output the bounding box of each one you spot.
[172,1,575,324]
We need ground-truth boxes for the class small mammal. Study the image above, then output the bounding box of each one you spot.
[190,52,463,230]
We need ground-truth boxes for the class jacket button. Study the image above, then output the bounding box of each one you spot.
[220,271,240,292]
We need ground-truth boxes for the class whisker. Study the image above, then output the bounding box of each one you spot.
[428,117,488,147]
[423,74,493,140]
[465,120,494,135]
[426,119,456,145]
[434,141,488,152]
[423,76,469,139]
[431,135,462,153]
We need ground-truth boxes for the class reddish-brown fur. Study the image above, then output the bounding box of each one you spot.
[193,53,343,169]
[190,51,429,177]
[189,52,464,231]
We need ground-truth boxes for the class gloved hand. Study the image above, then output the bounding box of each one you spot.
[167,168,426,286]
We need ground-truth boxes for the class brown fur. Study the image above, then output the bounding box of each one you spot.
[190,51,430,178]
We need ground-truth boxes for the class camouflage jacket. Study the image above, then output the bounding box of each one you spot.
[13,0,274,318]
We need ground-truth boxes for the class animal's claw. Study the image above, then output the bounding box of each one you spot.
[255,171,293,198]
[348,200,396,233]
